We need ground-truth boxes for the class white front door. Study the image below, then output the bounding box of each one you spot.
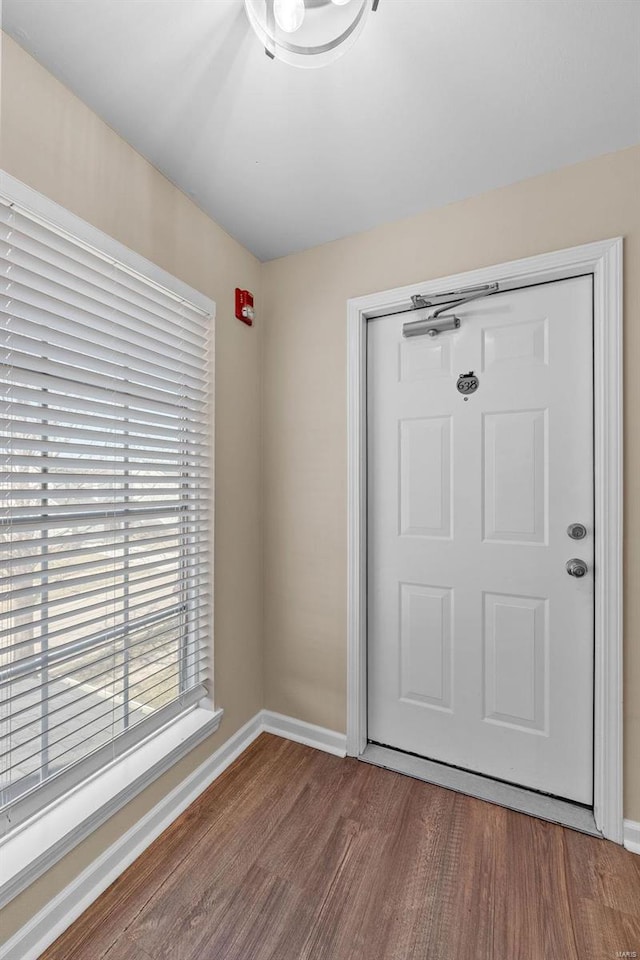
[367,276,594,804]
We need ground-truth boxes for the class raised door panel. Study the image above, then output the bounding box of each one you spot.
[483,592,548,733]
[400,583,452,712]
[399,336,451,381]
[482,318,549,371]
[400,416,452,538]
[483,409,547,544]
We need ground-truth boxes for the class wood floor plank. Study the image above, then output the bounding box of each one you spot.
[117,741,321,960]
[359,780,461,960]
[40,735,301,960]
[423,791,506,960]
[255,753,364,890]
[38,734,640,960]
[492,809,580,960]
[573,897,640,960]
[193,866,303,960]
[563,823,640,914]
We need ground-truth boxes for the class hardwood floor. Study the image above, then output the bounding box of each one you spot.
[40,734,640,960]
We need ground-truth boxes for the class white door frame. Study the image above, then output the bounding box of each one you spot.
[346,238,623,843]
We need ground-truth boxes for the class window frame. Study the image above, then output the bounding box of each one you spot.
[0,170,220,909]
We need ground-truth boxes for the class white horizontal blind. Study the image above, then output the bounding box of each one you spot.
[0,201,212,833]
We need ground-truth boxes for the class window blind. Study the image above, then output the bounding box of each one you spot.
[0,200,212,834]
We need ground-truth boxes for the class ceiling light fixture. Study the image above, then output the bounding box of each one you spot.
[244,0,379,68]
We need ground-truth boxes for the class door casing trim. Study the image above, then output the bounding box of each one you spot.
[346,238,623,842]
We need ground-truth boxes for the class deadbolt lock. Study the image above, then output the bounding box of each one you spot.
[566,558,588,578]
[567,523,587,540]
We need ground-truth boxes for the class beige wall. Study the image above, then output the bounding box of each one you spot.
[0,33,263,942]
[262,144,640,821]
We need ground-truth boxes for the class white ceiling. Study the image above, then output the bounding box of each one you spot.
[3,0,639,261]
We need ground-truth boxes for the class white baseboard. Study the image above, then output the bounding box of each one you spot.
[260,709,347,757]
[623,819,640,855]
[1,710,346,960]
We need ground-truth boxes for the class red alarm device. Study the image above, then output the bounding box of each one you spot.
[235,288,254,326]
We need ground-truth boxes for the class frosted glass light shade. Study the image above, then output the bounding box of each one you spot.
[274,0,305,33]
[244,0,373,68]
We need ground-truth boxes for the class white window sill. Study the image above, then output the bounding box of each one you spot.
[0,704,223,909]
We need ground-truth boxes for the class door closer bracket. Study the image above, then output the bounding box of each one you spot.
[403,282,499,338]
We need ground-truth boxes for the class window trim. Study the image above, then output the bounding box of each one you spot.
[0,170,217,905]
[0,171,215,316]
[0,704,223,908]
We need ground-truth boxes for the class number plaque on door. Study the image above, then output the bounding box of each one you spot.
[456,371,479,395]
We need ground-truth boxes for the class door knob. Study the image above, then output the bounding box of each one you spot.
[566,558,588,578]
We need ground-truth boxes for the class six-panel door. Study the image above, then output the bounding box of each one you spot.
[367,277,594,803]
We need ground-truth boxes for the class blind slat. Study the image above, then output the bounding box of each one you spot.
[1,454,209,474]
[0,218,208,337]
[0,511,208,536]
[1,584,206,646]
[5,485,207,501]
[3,553,209,605]
[0,209,208,339]
[1,415,209,452]
[4,519,205,556]
[1,323,207,397]
[2,403,209,443]
[0,249,207,355]
[1,433,209,460]
[3,685,207,826]
[6,529,199,570]
[1,382,205,431]
[4,542,208,592]
[7,636,209,730]
[7,636,187,728]
[4,623,209,716]
[0,294,205,382]
[1,370,207,418]
[3,616,208,716]
[4,661,207,777]
[1,566,210,627]
[2,470,207,487]
[2,354,206,409]
[3,499,205,522]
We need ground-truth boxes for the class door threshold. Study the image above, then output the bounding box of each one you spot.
[360,743,601,838]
